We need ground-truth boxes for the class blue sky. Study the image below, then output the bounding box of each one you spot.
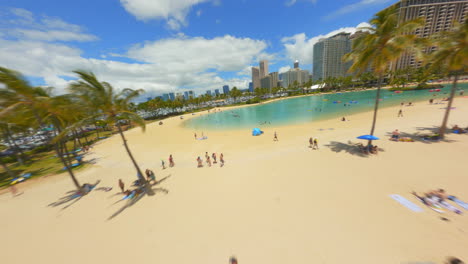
[0,0,397,98]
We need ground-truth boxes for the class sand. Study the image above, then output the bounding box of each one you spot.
[1,94,468,264]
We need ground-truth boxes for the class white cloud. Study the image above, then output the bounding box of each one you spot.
[126,35,268,72]
[278,66,291,73]
[323,0,393,20]
[119,0,214,30]
[12,29,98,42]
[3,8,98,42]
[0,34,271,95]
[281,22,370,65]
[10,8,34,23]
[285,0,317,7]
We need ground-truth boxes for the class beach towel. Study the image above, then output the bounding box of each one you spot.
[448,196,468,210]
[390,194,423,212]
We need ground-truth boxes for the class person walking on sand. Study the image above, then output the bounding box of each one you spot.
[212,153,217,164]
[119,179,125,193]
[220,153,224,167]
[206,156,212,167]
[230,256,238,264]
[398,109,403,117]
[274,131,278,141]
[10,184,18,197]
[313,138,319,150]
[169,155,174,167]
[309,137,313,148]
[197,156,203,167]
[205,152,209,160]
[194,133,197,139]
[161,159,166,169]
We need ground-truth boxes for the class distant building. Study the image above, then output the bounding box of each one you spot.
[280,65,310,88]
[389,0,468,70]
[294,60,299,69]
[162,93,170,101]
[214,89,220,96]
[223,85,230,95]
[313,32,352,81]
[248,82,254,92]
[168,92,175,101]
[260,75,271,90]
[259,60,269,79]
[183,91,189,100]
[189,90,195,99]
[175,93,184,100]
[206,90,212,96]
[252,66,260,90]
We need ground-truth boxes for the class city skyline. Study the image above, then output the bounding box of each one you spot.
[0,0,409,98]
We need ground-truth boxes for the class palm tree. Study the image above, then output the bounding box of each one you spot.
[344,5,424,145]
[69,70,146,181]
[428,19,468,138]
[0,67,83,189]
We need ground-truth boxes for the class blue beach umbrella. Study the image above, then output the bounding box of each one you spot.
[357,135,379,140]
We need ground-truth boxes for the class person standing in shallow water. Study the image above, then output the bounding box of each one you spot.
[273,131,278,141]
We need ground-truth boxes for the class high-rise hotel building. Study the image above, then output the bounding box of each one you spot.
[391,0,468,70]
[313,32,352,81]
[259,60,269,79]
[252,66,261,90]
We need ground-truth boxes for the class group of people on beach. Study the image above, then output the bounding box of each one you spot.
[197,152,224,167]
[412,189,467,215]
[309,137,319,149]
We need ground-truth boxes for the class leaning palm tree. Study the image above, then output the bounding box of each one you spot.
[428,19,468,139]
[69,70,146,180]
[343,5,424,145]
[0,67,82,189]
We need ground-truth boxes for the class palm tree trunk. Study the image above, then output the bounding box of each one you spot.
[368,75,383,146]
[116,123,144,180]
[80,128,89,145]
[74,130,83,148]
[439,74,458,139]
[0,158,15,179]
[55,142,81,190]
[3,127,26,165]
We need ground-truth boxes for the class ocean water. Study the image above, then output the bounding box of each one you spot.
[183,83,468,130]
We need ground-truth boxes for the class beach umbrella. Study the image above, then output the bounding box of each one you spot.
[357,135,379,140]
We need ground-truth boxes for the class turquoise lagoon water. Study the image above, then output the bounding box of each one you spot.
[183,83,468,130]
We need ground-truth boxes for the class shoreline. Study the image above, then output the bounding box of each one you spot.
[179,82,467,132]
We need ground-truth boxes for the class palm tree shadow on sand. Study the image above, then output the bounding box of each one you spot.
[325,141,384,157]
[48,180,101,211]
[107,175,171,221]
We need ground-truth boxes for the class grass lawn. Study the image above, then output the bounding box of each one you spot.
[0,129,118,190]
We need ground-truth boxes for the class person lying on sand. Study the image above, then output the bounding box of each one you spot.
[428,189,448,200]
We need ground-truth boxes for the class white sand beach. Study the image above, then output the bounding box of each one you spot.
[1,96,468,264]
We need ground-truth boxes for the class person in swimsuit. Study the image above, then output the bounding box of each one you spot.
[197,157,203,167]
[169,155,174,167]
[212,153,217,164]
[309,137,313,148]
[220,153,224,167]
